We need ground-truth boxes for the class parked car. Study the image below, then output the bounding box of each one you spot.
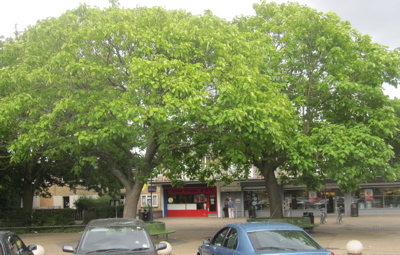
[0,231,37,255]
[198,222,334,255]
[62,218,167,255]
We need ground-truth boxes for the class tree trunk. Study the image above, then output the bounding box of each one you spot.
[22,181,35,226]
[22,181,35,213]
[259,160,284,219]
[264,172,283,219]
[123,181,144,218]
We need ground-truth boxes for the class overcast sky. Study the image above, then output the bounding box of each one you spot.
[1,0,399,98]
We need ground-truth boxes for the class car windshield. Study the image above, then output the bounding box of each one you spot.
[248,230,323,252]
[80,226,153,252]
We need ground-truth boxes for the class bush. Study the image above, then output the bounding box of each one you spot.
[32,209,76,226]
[74,196,123,219]
[0,210,31,227]
[0,209,76,227]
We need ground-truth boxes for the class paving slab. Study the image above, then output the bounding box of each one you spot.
[18,215,400,255]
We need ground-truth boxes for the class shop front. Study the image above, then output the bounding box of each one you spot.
[157,180,400,217]
[243,187,270,218]
[352,183,400,215]
[284,189,345,214]
[164,185,217,217]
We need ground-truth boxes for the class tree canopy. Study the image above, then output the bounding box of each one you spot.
[225,1,400,217]
[0,2,399,219]
[0,4,292,217]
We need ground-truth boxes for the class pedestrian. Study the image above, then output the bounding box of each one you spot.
[228,198,235,218]
[223,197,229,218]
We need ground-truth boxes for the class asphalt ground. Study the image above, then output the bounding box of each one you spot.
[20,215,400,255]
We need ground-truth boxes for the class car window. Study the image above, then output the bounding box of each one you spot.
[248,230,323,252]
[224,228,238,250]
[211,228,230,247]
[80,226,152,251]
[7,234,28,255]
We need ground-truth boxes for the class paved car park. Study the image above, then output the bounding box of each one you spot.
[20,215,400,255]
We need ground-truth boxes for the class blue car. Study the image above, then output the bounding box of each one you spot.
[198,222,334,255]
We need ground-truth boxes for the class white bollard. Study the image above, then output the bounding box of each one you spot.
[157,241,172,255]
[346,240,363,255]
[32,245,45,255]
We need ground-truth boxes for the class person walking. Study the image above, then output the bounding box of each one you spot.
[228,198,235,218]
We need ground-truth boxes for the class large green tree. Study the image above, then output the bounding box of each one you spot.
[1,34,115,212]
[0,37,79,211]
[0,4,292,217]
[223,2,400,218]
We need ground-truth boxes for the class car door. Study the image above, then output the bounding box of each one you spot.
[202,227,238,255]
[216,227,238,255]
[200,227,230,255]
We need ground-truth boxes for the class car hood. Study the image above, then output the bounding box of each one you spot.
[75,251,155,255]
[258,251,332,255]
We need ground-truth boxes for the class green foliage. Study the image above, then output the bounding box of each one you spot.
[1,1,399,219]
[74,196,123,218]
[231,1,400,192]
[0,4,294,217]
[0,209,75,227]
[32,209,76,226]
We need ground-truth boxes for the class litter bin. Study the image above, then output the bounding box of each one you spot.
[351,203,359,217]
[303,212,314,224]
[140,209,153,221]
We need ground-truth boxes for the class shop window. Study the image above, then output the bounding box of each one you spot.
[284,190,343,213]
[354,187,400,209]
[167,194,207,209]
[141,194,158,207]
[167,194,193,204]
[244,191,269,211]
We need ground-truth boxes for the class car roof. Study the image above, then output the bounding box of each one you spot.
[0,231,11,237]
[0,231,14,237]
[226,222,304,232]
[86,218,147,228]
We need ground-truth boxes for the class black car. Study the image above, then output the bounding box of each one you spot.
[62,218,167,255]
[0,231,37,255]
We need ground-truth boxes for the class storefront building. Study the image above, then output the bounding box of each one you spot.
[163,184,217,217]
[152,179,400,218]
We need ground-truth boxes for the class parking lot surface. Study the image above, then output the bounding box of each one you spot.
[20,215,400,255]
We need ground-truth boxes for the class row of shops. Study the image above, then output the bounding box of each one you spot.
[143,179,400,218]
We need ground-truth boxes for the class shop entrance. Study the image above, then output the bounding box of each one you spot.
[320,191,345,213]
[209,195,217,212]
[221,192,243,218]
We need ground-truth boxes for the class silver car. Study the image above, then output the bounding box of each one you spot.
[62,218,167,255]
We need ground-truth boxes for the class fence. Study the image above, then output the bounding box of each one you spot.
[0,208,86,228]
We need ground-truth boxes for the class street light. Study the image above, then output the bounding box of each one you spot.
[110,199,120,218]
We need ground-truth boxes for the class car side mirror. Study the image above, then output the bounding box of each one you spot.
[27,245,37,251]
[203,238,211,245]
[62,245,75,253]
[156,242,168,251]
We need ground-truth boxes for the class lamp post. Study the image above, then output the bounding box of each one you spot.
[150,176,153,208]
[110,199,120,218]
